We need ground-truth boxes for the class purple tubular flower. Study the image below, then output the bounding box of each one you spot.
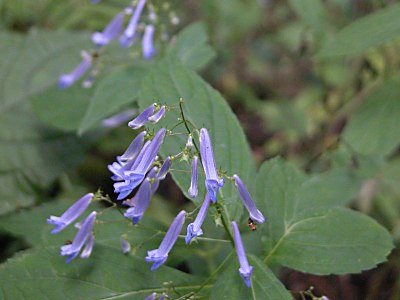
[92,12,124,47]
[185,194,210,244]
[120,0,147,48]
[159,294,165,300]
[47,193,93,234]
[60,211,97,263]
[124,178,151,224]
[144,293,157,300]
[120,131,147,162]
[188,156,198,198]
[231,221,253,288]
[128,104,155,129]
[199,128,224,203]
[142,24,156,59]
[120,237,131,254]
[59,51,92,89]
[80,232,95,258]
[145,210,186,270]
[102,109,138,128]
[233,175,265,224]
[148,105,165,123]
[156,156,170,180]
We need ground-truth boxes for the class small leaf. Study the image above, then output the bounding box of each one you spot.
[317,3,400,57]
[139,59,255,219]
[343,78,400,156]
[168,22,215,70]
[210,255,292,299]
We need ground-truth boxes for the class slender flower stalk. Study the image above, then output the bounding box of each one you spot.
[120,0,147,47]
[120,237,131,254]
[128,104,155,129]
[199,128,224,203]
[47,193,93,234]
[231,221,253,288]
[60,211,97,263]
[101,109,138,128]
[142,24,156,59]
[120,131,147,162]
[185,194,210,244]
[233,175,265,224]
[59,51,92,89]
[124,178,151,224]
[145,210,186,270]
[148,105,165,123]
[92,12,124,47]
[188,156,198,198]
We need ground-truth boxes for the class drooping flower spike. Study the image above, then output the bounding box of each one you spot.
[185,194,210,244]
[92,12,124,47]
[101,109,138,128]
[145,210,186,270]
[233,174,265,224]
[120,0,147,48]
[120,131,147,162]
[142,24,156,59]
[188,155,198,198]
[128,104,155,129]
[47,193,93,234]
[59,51,92,89]
[199,128,224,203]
[231,221,253,288]
[60,211,97,263]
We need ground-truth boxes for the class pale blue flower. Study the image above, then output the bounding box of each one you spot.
[148,105,165,123]
[145,210,186,270]
[92,12,124,47]
[120,0,147,48]
[80,232,95,258]
[144,293,156,300]
[188,156,198,198]
[59,51,92,89]
[185,194,210,244]
[101,109,137,128]
[120,237,131,254]
[124,178,151,224]
[199,128,224,202]
[120,131,147,162]
[231,221,253,288]
[156,156,170,180]
[60,211,97,263]
[128,104,155,129]
[233,174,265,224]
[47,193,93,234]
[142,24,156,59]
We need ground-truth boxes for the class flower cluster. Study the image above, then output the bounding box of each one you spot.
[47,102,265,288]
[59,0,157,89]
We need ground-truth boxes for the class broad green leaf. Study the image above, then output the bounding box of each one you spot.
[343,78,400,156]
[168,22,215,71]
[257,158,393,274]
[317,3,400,57]
[288,0,330,31]
[0,246,203,300]
[210,255,292,299]
[0,31,90,214]
[78,65,149,134]
[139,59,255,219]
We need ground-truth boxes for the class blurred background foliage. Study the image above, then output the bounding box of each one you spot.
[1,0,400,299]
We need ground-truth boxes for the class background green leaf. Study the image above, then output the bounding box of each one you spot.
[317,3,400,57]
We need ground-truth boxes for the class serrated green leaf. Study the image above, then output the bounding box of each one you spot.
[78,65,149,134]
[0,31,90,214]
[139,59,255,219]
[317,3,400,58]
[168,22,215,70]
[210,255,292,299]
[0,246,203,300]
[343,78,400,156]
[257,158,393,274]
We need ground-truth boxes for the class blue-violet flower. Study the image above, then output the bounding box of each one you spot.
[47,193,93,234]
[188,156,198,198]
[148,105,165,123]
[92,12,124,47]
[145,210,186,270]
[59,51,92,89]
[144,293,157,300]
[120,0,147,47]
[120,237,131,254]
[102,109,137,128]
[185,194,210,244]
[233,174,265,224]
[156,156,170,180]
[142,24,156,59]
[120,131,147,162]
[60,211,97,263]
[199,128,224,203]
[128,104,155,129]
[231,221,253,288]
[124,178,151,224]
